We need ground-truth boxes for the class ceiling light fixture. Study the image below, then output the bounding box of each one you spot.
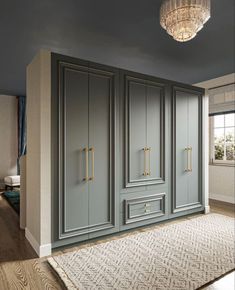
[160,0,211,42]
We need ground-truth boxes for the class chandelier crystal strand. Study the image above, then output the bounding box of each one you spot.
[160,0,211,42]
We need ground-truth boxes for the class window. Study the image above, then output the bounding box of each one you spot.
[210,113,235,165]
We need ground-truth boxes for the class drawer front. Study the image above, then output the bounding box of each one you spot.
[124,193,165,224]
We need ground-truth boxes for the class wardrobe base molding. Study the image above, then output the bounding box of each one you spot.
[172,202,203,214]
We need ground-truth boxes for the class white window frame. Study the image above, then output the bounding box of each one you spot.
[209,113,235,166]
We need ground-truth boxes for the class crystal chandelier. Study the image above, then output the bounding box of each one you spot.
[160,0,211,42]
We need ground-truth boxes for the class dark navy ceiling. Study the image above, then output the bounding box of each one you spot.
[0,0,234,96]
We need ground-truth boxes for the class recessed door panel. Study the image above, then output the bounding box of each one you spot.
[172,87,203,213]
[188,95,200,204]
[88,71,114,230]
[63,66,89,234]
[128,80,147,183]
[147,84,162,180]
[124,74,165,188]
[175,91,188,208]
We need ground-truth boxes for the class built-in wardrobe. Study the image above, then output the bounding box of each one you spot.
[51,53,205,248]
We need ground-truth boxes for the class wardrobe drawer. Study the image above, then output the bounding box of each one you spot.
[124,193,165,224]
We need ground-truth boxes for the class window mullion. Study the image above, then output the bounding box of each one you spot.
[224,115,226,161]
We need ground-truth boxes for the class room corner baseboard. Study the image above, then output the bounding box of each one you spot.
[204,205,210,214]
[209,193,235,204]
[25,228,51,257]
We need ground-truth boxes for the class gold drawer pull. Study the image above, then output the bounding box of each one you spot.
[144,203,151,213]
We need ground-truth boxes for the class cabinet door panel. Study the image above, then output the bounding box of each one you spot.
[88,67,117,235]
[128,80,147,183]
[188,95,200,204]
[89,73,111,227]
[172,87,203,214]
[175,91,188,208]
[124,74,166,188]
[62,66,89,235]
[147,84,162,180]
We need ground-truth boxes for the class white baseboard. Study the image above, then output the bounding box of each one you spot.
[209,193,235,204]
[25,228,51,257]
[204,205,210,214]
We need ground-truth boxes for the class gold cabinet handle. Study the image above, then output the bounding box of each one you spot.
[143,147,148,176]
[184,147,192,172]
[185,147,189,172]
[188,147,192,172]
[89,147,95,181]
[147,147,151,176]
[83,148,89,181]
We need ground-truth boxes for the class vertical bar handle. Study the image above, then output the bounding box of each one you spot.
[89,147,95,181]
[188,147,192,172]
[147,147,151,176]
[143,147,147,176]
[184,147,189,172]
[83,148,89,181]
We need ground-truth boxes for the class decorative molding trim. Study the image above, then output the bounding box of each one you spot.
[124,74,166,188]
[202,94,209,209]
[25,228,52,257]
[55,58,117,239]
[124,193,166,224]
[209,193,235,204]
[171,86,203,213]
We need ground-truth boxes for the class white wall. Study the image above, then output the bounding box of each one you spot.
[209,165,235,203]
[195,73,235,204]
[26,50,51,257]
[0,95,18,189]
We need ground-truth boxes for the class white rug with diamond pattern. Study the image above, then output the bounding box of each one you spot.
[48,214,235,290]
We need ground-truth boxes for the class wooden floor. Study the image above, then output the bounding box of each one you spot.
[0,194,234,290]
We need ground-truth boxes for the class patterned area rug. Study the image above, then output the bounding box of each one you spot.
[48,214,235,290]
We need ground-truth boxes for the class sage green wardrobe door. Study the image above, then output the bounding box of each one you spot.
[146,84,164,182]
[127,79,147,185]
[172,87,203,214]
[88,65,118,237]
[124,73,165,188]
[54,58,118,244]
[59,62,90,239]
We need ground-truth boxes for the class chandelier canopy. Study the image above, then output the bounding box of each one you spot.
[160,0,211,42]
